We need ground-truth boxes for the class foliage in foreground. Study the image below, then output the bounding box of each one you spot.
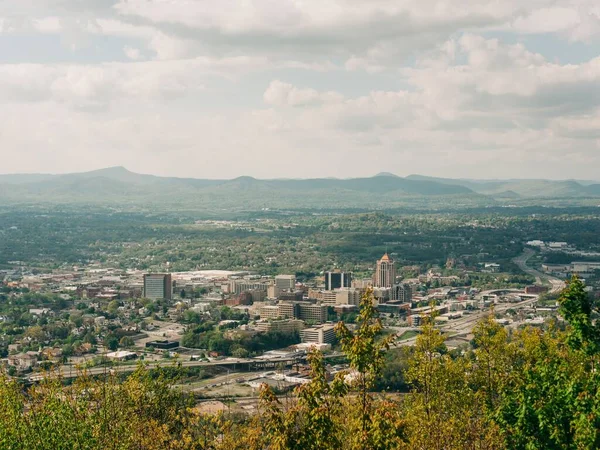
[1,279,599,449]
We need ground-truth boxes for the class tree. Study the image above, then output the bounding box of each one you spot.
[119,336,135,348]
[335,288,395,447]
[107,300,120,315]
[261,350,347,450]
[105,335,119,351]
[559,275,599,356]
[24,325,45,342]
[231,347,249,358]
[404,314,503,449]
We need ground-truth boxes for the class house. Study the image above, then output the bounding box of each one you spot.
[7,352,38,370]
[41,347,63,361]
[29,308,53,317]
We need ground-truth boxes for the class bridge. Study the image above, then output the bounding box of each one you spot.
[26,352,346,383]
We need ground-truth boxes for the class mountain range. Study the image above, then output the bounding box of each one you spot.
[0,167,599,210]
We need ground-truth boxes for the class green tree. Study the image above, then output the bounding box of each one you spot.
[559,275,599,356]
[107,300,120,315]
[261,350,347,450]
[335,288,395,447]
[119,336,135,348]
[105,335,119,351]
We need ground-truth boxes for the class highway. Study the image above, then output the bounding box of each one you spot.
[27,352,345,382]
[513,248,566,293]
[391,294,541,349]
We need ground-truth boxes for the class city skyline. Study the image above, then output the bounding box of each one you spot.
[0,1,599,179]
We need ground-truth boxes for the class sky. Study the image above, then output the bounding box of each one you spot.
[0,0,599,180]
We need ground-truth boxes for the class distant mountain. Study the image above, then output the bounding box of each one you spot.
[405,174,600,199]
[374,172,399,178]
[0,168,481,209]
[1,167,598,210]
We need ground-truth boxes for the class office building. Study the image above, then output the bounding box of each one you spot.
[260,305,282,320]
[352,278,373,289]
[297,303,328,324]
[300,325,336,344]
[275,275,296,292]
[278,291,304,302]
[247,289,267,303]
[143,273,172,300]
[335,288,362,306]
[228,279,270,295]
[324,271,352,291]
[259,301,328,324]
[256,319,305,333]
[374,253,396,288]
[278,302,297,319]
[390,283,412,303]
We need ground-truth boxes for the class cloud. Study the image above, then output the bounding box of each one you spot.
[0,59,223,109]
[508,4,600,42]
[254,32,600,177]
[111,0,600,67]
[123,46,142,60]
[1,1,600,180]
[263,80,343,107]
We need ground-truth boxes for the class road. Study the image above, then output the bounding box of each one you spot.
[27,352,344,382]
[391,293,541,348]
[512,248,566,293]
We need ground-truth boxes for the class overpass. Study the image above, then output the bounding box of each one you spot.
[26,352,345,383]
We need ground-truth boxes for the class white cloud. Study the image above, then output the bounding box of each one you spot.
[264,80,343,107]
[508,4,600,42]
[0,59,226,109]
[123,46,141,60]
[1,1,600,179]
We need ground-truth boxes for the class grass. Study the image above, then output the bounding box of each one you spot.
[397,330,419,341]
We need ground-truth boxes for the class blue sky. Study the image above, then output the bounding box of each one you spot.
[0,0,599,180]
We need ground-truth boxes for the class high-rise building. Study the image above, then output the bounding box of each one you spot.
[324,271,352,290]
[275,275,296,292]
[143,274,173,300]
[374,253,396,288]
[390,283,412,303]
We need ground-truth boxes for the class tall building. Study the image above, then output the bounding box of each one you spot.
[143,274,173,300]
[275,275,296,292]
[374,253,396,288]
[390,283,412,303]
[324,271,352,290]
